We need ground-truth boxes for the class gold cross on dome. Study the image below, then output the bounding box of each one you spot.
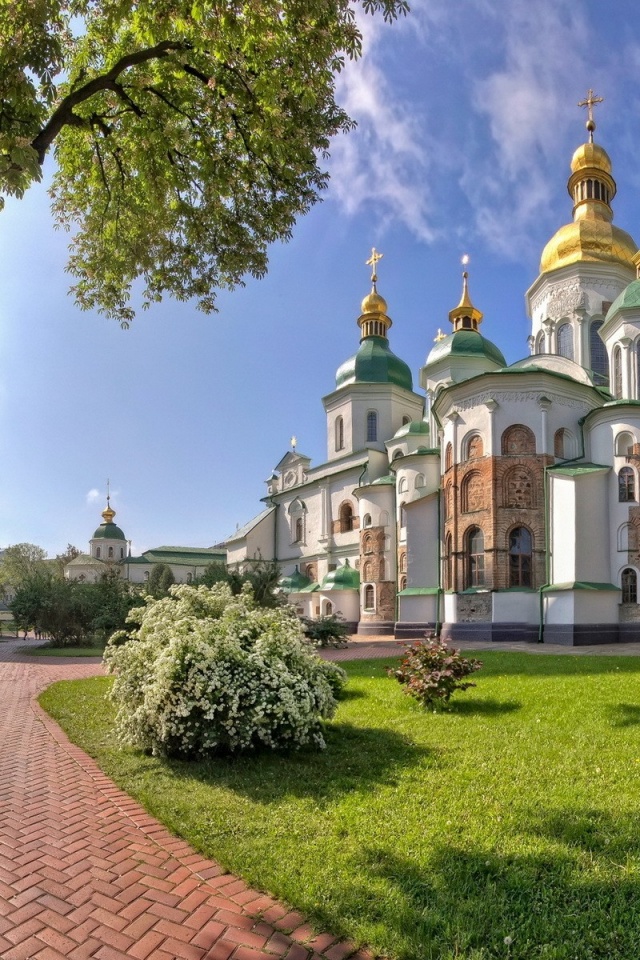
[578,89,604,123]
[366,247,384,284]
[434,328,446,342]
[106,477,111,506]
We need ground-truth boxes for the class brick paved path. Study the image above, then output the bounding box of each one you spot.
[0,639,374,960]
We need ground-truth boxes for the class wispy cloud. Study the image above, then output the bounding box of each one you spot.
[327,11,435,242]
[86,488,101,505]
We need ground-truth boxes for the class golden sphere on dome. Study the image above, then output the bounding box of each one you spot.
[361,289,388,314]
[570,141,612,175]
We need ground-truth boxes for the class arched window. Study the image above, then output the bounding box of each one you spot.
[402,415,411,426]
[509,527,533,588]
[618,523,637,552]
[144,571,149,581]
[363,560,373,581]
[392,449,403,460]
[399,503,407,528]
[187,572,193,583]
[364,584,375,610]
[96,547,101,559]
[108,546,113,559]
[363,534,374,554]
[461,471,483,512]
[619,467,635,502]
[335,416,344,452]
[323,600,333,615]
[445,442,453,470]
[622,568,638,604]
[535,331,545,354]
[305,562,317,582]
[380,558,388,581]
[465,433,483,459]
[501,424,536,455]
[465,526,485,588]
[556,322,574,360]
[380,510,390,527]
[590,320,609,381]
[613,346,623,399]
[363,514,372,528]
[339,501,354,532]
[399,552,407,573]
[295,517,304,542]
[398,476,408,493]
[415,473,425,489]
[445,533,453,590]
[615,432,634,457]
[366,411,378,443]
[399,576,407,591]
[120,547,124,559]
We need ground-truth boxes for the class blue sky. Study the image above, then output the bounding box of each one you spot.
[2,0,640,557]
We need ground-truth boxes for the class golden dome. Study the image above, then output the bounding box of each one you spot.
[571,141,612,175]
[102,503,116,524]
[361,289,388,315]
[540,219,638,273]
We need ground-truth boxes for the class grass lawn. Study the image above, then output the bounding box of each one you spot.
[40,652,640,960]
[20,644,106,657]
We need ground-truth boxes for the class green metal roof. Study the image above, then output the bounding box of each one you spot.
[398,586,439,596]
[279,568,312,593]
[67,553,105,567]
[425,329,506,368]
[92,522,126,541]
[322,560,360,590]
[393,419,430,439]
[606,278,640,322]
[543,581,619,592]
[548,462,610,476]
[142,547,226,566]
[335,336,413,391]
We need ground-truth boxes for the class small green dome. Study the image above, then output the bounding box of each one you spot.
[425,329,506,368]
[606,279,640,322]
[393,419,430,439]
[92,522,126,541]
[336,336,413,391]
[322,560,360,590]
[279,568,311,593]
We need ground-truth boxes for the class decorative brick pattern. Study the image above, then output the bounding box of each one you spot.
[0,640,372,960]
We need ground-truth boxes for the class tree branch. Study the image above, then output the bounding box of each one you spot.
[31,39,191,163]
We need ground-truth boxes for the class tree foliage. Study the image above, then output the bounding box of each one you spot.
[0,542,48,590]
[147,562,175,598]
[0,0,408,325]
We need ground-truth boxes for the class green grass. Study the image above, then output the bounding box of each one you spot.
[40,652,640,960]
[20,644,106,657]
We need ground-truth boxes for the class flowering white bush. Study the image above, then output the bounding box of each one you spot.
[104,583,346,758]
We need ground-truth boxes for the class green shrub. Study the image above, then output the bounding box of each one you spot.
[104,583,346,758]
[300,613,350,648]
[388,636,482,708]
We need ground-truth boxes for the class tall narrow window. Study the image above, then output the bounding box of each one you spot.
[366,411,378,442]
[295,517,303,542]
[619,467,636,502]
[465,527,485,588]
[96,547,101,559]
[590,320,609,382]
[399,503,407,528]
[364,584,375,609]
[554,429,566,459]
[535,331,545,354]
[613,346,623,399]
[445,443,453,470]
[335,416,344,451]
[509,527,533,588]
[339,502,354,532]
[108,547,113,559]
[445,533,453,590]
[622,568,638,604]
[556,323,574,360]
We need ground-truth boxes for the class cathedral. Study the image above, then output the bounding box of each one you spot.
[226,101,640,644]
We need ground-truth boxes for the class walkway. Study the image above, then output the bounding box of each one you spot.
[0,638,372,960]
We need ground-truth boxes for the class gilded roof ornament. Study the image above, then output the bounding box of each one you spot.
[366,247,384,287]
[448,255,484,331]
[578,89,604,142]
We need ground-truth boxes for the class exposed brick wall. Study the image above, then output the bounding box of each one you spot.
[457,593,491,622]
[443,452,552,592]
[359,526,394,621]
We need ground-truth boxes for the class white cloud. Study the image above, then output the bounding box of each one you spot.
[327,10,435,242]
[86,488,101,505]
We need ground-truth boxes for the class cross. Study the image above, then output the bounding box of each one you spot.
[290,435,297,451]
[578,89,604,123]
[434,328,446,342]
[366,247,384,284]
[106,477,111,506]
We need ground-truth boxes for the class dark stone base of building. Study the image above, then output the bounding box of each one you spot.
[356,620,396,636]
[441,621,539,643]
[544,623,622,645]
[394,622,436,640]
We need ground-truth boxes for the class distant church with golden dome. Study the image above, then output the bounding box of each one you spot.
[227,94,640,644]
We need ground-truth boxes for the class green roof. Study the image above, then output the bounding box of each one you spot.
[393,419,430,439]
[279,568,312,593]
[336,336,413,391]
[548,462,610,476]
[92,522,126,541]
[425,329,506,368]
[370,475,396,485]
[543,581,619,592]
[606,278,640,322]
[322,560,360,590]
[142,547,226,566]
[398,586,439,596]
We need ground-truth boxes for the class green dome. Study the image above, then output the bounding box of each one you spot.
[279,568,311,593]
[336,336,413,391]
[92,522,126,541]
[393,419,430,439]
[606,279,640,322]
[425,330,506,368]
[322,560,360,590]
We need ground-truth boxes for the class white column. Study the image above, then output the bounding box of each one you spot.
[620,337,632,399]
[485,398,498,456]
[538,396,552,455]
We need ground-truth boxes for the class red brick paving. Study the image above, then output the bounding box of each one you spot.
[0,639,375,960]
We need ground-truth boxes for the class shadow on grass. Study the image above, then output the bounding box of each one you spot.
[353,838,640,959]
[529,807,640,859]
[608,703,640,727]
[166,721,435,804]
[447,697,521,717]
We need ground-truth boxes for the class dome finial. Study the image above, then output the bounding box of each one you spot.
[578,88,604,143]
[366,246,384,290]
[448,255,483,332]
[102,478,116,524]
[359,246,391,340]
